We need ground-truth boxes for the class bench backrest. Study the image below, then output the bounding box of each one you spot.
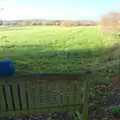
[0,73,89,119]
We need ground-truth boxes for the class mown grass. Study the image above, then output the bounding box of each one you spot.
[0,26,119,80]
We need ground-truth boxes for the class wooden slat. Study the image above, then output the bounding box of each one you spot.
[0,104,83,118]
[1,85,8,112]
[28,81,36,110]
[76,81,82,105]
[24,81,29,114]
[28,89,34,110]
[59,82,64,109]
[43,82,50,108]
[54,81,61,106]
[37,80,48,109]
[4,85,14,111]
[34,80,40,114]
[82,81,89,120]
[69,81,77,111]
[61,81,68,111]
[55,81,62,106]
[66,80,70,110]
[74,81,83,111]
[20,83,27,110]
[47,81,58,107]
[0,72,91,81]
[26,81,32,110]
[73,81,77,107]
[0,85,6,113]
[67,81,74,106]
[0,73,89,119]
[34,81,40,109]
[12,84,20,111]
[43,80,51,113]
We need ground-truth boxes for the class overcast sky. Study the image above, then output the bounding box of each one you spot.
[0,0,120,20]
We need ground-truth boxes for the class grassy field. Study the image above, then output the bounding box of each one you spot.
[0,26,119,119]
[0,26,119,80]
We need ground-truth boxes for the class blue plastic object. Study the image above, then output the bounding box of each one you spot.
[0,60,15,77]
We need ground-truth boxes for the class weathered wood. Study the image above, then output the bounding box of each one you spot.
[0,72,91,81]
[11,84,20,111]
[0,85,6,112]
[0,73,89,119]
[4,85,13,111]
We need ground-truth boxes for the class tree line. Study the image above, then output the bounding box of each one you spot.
[1,19,98,26]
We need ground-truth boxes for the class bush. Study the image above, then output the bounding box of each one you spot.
[109,106,120,118]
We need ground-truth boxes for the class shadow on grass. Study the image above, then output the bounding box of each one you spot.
[0,43,120,79]
[0,44,108,57]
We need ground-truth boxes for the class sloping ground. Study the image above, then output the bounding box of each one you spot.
[0,26,119,75]
[0,26,119,82]
[0,26,120,119]
[88,43,120,120]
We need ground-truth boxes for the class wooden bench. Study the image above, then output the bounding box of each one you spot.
[0,73,90,120]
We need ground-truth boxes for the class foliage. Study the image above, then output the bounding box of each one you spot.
[109,106,120,118]
[89,81,114,119]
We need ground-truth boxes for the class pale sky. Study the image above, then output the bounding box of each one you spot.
[0,0,120,20]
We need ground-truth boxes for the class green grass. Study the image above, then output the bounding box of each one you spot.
[0,26,119,79]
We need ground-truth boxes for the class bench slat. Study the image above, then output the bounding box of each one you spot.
[4,85,14,111]
[12,84,20,111]
[0,74,89,119]
[0,85,6,113]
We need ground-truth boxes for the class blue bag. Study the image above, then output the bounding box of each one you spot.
[0,60,15,77]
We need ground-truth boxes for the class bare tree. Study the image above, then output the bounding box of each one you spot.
[100,11,120,32]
